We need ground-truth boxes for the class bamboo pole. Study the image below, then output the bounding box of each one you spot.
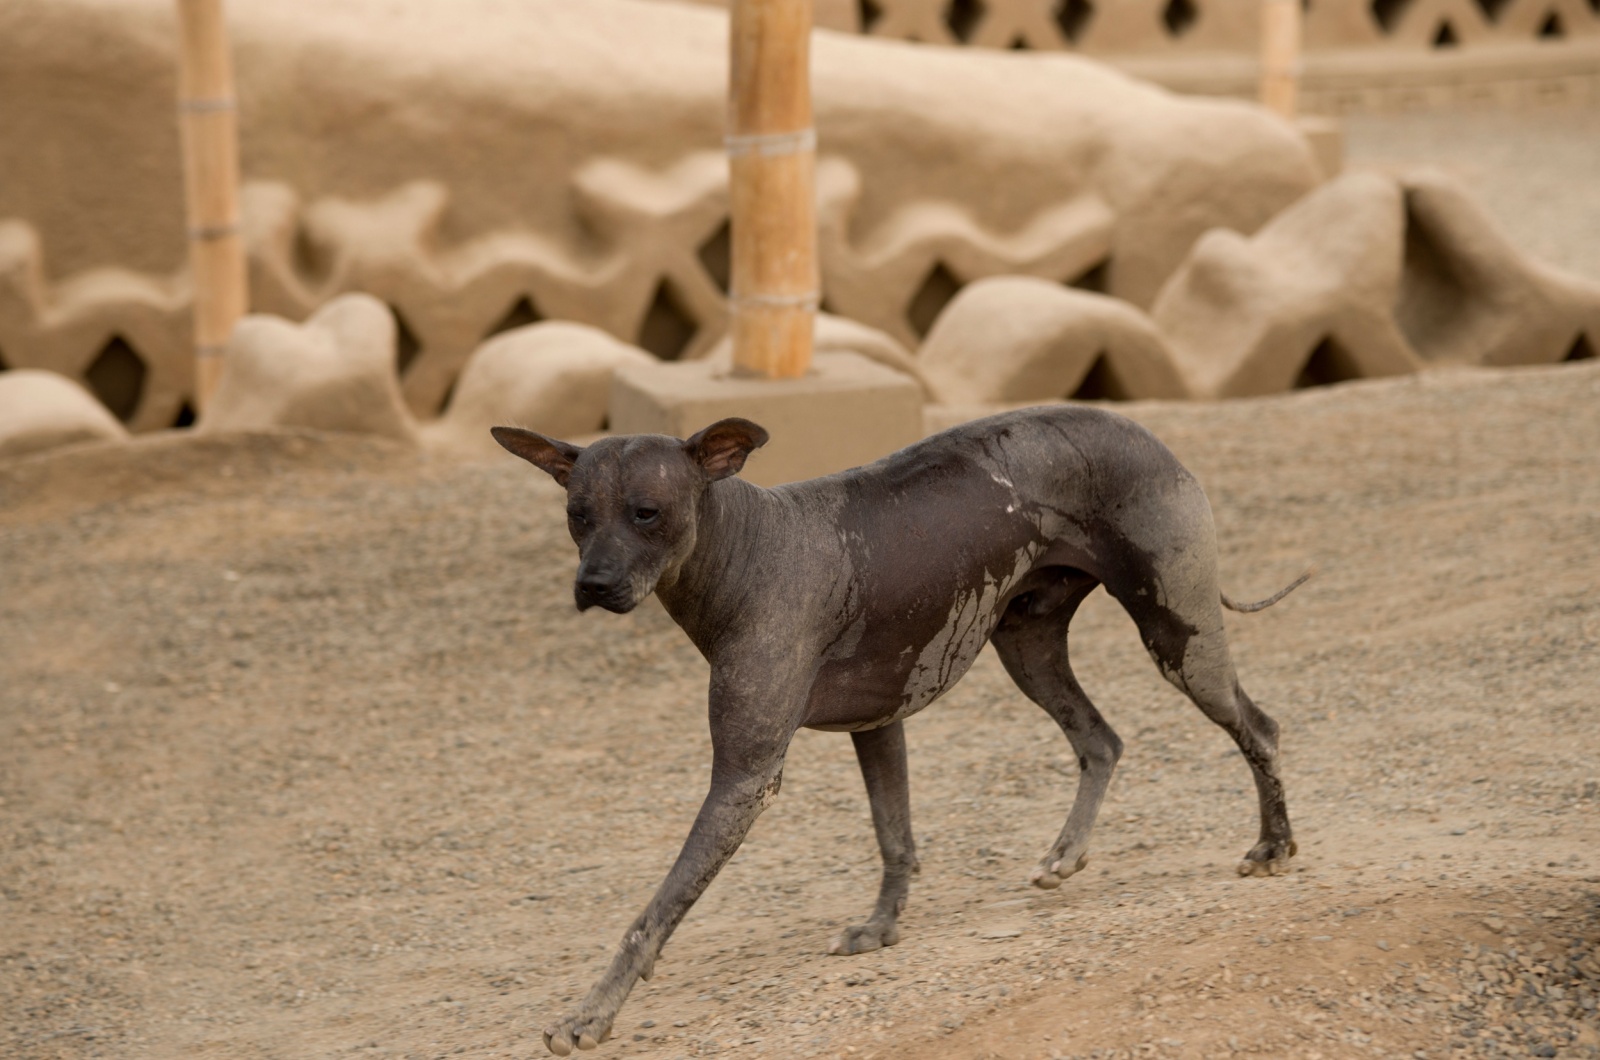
[728,0,818,379]
[1260,0,1302,120]
[176,0,248,409]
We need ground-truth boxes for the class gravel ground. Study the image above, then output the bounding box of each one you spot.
[2,359,1598,1060]
[1342,104,1600,283]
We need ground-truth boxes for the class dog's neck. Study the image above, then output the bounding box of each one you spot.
[654,476,782,658]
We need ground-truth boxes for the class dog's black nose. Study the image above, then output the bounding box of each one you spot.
[577,575,613,600]
[575,568,625,611]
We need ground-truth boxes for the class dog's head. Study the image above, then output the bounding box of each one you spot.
[491,418,769,613]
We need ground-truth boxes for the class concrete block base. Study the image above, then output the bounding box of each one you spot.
[609,352,924,486]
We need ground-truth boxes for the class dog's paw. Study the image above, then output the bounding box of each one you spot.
[1236,838,1298,878]
[543,1011,614,1055]
[827,920,899,956]
[1029,851,1089,890]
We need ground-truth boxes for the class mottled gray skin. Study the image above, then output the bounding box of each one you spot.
[491,407,1299,1056]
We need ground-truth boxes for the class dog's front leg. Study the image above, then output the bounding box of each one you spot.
[829,720,917,955]
[540,666,803,1055]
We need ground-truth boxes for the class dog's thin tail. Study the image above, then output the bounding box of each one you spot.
[1220,566,1316,614]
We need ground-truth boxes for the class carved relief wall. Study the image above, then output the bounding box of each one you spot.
[651,0,1600,111]
[794,0,1600,53]
[3,0,1591,447]
[0,0,1317,430]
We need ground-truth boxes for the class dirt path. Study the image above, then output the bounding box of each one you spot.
[3,362,1599,1060]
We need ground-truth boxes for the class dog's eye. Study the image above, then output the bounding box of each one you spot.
[567,510,588,526]
[633,507,660,526]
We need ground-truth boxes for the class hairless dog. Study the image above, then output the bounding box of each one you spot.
[492,406,1308,1055]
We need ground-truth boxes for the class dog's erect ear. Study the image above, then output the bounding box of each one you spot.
[683,417,770,481]
[491,426,584,487]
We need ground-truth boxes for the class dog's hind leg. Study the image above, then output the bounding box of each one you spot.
[1160,624,1296,877]
[829,720,918,955]
[1105,536,1297,878]
[991,574,1122,891]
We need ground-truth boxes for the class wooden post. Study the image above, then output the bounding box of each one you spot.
[728,0,818,379]
[176,0,248,409]
[1260,0,1302,120]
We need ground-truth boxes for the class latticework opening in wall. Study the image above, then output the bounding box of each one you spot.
[1068,258,1110,294]
[484,295,543,341]
[1538,11,1565,36]
[1370,0,1412,33]
[1070,353,1132,400]
[171,401,197,428]
[1055,0,1094,44]
[1564,333,1595,362]
[1396,194,1482,362]
[1293,336,1364,388]
[85,336,147,422]
[1433,19,1460,45]
[1472,0,1514,23]
[638,279,697,360]
[697,220,731,294]
[1162,0,1199,37]
[945,0,984,43]
[907,261,964,339]
[390,305,422,375]
[858,0,885,32]
[436,375,459,416]
[291,227,333,287]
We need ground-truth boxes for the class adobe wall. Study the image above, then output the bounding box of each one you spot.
[650,0,1600,112]
[0,0,1317,430]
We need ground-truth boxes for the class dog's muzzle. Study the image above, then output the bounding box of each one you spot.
[574,572,637,614]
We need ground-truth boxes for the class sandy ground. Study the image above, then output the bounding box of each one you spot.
[3,357,1598,1060]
